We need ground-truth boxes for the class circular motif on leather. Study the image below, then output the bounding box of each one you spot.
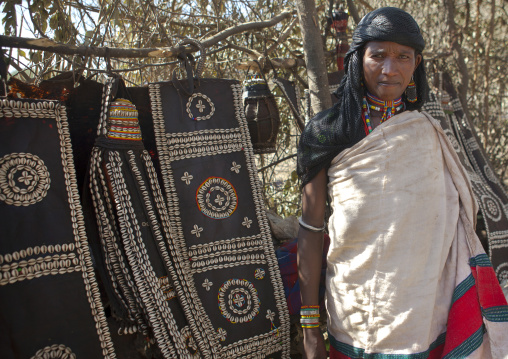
[196,177,238,219]
[444,129,460,153]
[186,93,215,121]
[496,263,508,283]
[218,278,260,324]
[481,194,502,222]
[0,153,51,206]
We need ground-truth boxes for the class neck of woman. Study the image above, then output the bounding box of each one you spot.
[366,92,405,114]
[362,92,406,134]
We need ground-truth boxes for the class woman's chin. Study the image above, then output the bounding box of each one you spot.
[372,88,404,101]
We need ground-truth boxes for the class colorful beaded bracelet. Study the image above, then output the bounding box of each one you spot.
[300,305,320,328]
[301,324,320,329]
[300,309,319,314]
[300,306,319,314]
[300,305,319,309]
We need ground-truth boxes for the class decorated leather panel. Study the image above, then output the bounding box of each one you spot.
[149,79,290,358]
[422,76,508,283]
[0,99,115,358]
[85,78,204,358]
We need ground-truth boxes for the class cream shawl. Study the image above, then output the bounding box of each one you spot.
[326,110,508,358]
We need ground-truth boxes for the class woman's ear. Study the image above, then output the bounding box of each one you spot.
[415,53,422,70]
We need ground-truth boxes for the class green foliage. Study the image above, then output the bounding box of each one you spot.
[1,0,21,36]
[29,0,50,34]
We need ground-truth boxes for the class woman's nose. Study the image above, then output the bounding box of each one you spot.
[381,58,397,75]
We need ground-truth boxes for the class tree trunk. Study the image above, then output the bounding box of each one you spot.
[471,0,481,96]
[295,0,332,116]
[443,0,471,120]
[482,0,496,148]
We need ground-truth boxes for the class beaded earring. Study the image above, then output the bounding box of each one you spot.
[406,76,417,103]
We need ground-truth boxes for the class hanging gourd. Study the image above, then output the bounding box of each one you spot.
[242,74,281,154]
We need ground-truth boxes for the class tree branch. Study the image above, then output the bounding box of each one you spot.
[227,43,263,60]
[0,9,295,59]
[356,0,374,11]
[346,0,361,25]
[198,9,295,49]
[266,18,298,55]
[235,57,305,71]
[258,154,297,172]
[234,49,335,71]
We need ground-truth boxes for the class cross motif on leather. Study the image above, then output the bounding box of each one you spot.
[202,278,213,291]
[196,100,206,113]
[191,224,203,238]
[181,172,193,185]
[230,162,241,174]
[215,194,225,206]
[18,171,33,185]
[242,217,252,228]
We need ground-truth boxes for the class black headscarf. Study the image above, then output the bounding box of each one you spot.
[297,7,429,187]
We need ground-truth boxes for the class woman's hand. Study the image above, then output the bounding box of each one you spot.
[302,327,327,359]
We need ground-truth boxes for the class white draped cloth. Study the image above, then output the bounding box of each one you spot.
[326,110,508,358]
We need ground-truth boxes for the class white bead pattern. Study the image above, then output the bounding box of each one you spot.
[196,177,238,219]
[0,98,116,358]
[230,161,241,174]
[218,278,260,324]
[217,327,227,342]
[30,344,76,359]
[242,217,253,228]
[255,268,265,280]
[186,93,215,121]
[181,172,193,185]
[0,152,51,206]
[202,278,213,291]
[191,224,203,238]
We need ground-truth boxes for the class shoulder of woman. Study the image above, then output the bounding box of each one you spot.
[305,103,341,129]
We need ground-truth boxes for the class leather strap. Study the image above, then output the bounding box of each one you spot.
[171,38,206,96]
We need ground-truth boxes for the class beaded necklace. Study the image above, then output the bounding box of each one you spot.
[362,92,405,134]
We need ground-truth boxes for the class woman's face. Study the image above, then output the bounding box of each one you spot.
[362,41,422,101]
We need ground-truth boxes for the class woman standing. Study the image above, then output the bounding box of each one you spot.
[297,7,508,359]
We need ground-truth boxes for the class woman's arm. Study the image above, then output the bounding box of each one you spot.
[297,168,328,359]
